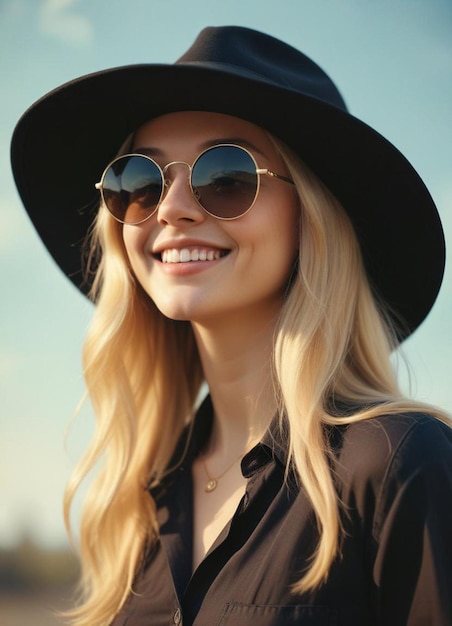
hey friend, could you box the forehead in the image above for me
[132,111,277,157]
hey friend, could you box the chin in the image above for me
[151,299,202,323]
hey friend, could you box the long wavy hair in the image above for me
[63,133,450,625]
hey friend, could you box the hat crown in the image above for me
[177,26,347,111]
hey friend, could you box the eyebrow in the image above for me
[132,138,267,159]
[133,146,165,157]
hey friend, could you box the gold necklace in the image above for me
[201,452,244,493]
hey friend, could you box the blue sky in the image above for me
[1,0,451,548]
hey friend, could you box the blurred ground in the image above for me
[0,538,79,626]
[0,590,73,626]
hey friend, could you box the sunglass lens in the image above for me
[192,146,258,218]
[102,155,163,223]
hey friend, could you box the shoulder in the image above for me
[333,412,452,526]
[336,411,451,475]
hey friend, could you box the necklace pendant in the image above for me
[205,479,218,493]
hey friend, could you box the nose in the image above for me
[156,161,206,226]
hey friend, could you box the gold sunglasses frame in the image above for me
[95,143,294,224]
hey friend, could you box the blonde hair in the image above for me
[271,138,450,593]
[64,207,203,624]
[64,134,450,624]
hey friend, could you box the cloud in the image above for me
[38,0,93,47]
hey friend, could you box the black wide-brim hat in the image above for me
[11,25,445,340]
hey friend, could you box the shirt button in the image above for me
[173,608,182,624]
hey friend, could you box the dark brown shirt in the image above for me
[111,398,452,625]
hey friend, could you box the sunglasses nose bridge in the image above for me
[156,160,205,223]
[160,160,202,208]
[162,160,192,188]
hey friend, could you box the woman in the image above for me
[11,26,452,626]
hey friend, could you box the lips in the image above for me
[158,247,230,264]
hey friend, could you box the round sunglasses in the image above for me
[95,143,294,224]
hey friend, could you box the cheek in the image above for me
[122,226,135,259]
[123,220,148,251]
[237,202,299,293]
[268,205,300,292]
[122,225,149,278]
[268,199,300,266]
[286,196,301,255]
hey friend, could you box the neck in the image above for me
[192,309,279,458]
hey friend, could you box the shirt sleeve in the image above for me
[371,417,452,626]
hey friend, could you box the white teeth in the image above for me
[180,249,191,263]
[160,248,223,264]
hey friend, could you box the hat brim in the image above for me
[11,62,445,339]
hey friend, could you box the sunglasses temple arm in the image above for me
[257,168,294,185]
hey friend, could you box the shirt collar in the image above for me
[153,394,289,495]
[241,415,289,477]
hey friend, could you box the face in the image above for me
[121,111,299,327]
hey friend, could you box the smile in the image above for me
[160,248,229,264]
